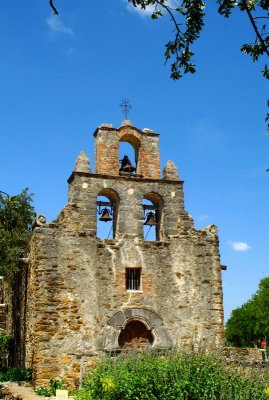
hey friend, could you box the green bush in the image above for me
[35,378,69,397]
[0,334,12,368]
[0,335,31,382]
[76,351,269,400]
[0,367,32,382]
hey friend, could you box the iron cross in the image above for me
[120,98,132,119]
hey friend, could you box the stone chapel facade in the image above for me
[20,120,225,384]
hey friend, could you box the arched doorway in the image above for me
[118,320,154,349]
[105,308,172,351]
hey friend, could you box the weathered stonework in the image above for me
[163,160,179,180]
[19,121,225,385]
[0,277,7,332]
[94,122,160,178]
[74,151,91,174]
[222,347,268,364]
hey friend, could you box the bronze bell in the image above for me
[99,208,113,222]
[144,211,157,226]
[119,155,136,173]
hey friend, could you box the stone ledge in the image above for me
[67,171,184,185]
[93,124,160,137]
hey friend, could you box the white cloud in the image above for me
[229,241,251,252]
[125,2,155,16]
[124,0,177,17]
[47,16,74,36]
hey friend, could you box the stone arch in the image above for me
[98,188,120,204]
[97,188,120,239]
[142,192,164,241]
[104,308,172,351]
[118,320,154,349]
[119,133,141,174]
[94,124,160,178]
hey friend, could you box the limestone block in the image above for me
[74,151,91,173]
[163,160,180,180]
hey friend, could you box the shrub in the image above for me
[0,367,32,382]
[35,378,69,397]
[0,334,12,368]
[75,351,268,400]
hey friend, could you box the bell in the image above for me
[119,155,136,173]
[143,211,157,226]
[99,208,113,222]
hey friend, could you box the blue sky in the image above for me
[0,0,268,321]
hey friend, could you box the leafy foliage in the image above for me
[35,378,70,397]
[128,0,269,130]
[130,0,205,80]
[0,189,35,279]
[75,351,268,400]
[126,1,269,74]
[0,367,32,382]
[0,334,12,369]
[49,0,269,130]
[225,277,269,347]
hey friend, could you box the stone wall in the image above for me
[222,347,267,364]
[3,281,12,338]
[24,173,224,385]
[0,277,6,332]
[94,122,160,179]
[67,173,186,239]
[19,121,225,386]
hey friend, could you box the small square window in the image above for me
[126,268,141,291]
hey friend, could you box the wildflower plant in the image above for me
[75,351,269,400]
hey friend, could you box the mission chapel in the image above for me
[11,120,225,385]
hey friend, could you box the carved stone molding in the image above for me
[32,214,47,230]
[202,224,218,237]
[104,307,172,351]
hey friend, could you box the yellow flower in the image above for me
[101,377,116,393]
[264,387,269,396]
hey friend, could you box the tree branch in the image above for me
[49,0,59,15]
[155,0,181,36]
[253,16,269,20]
[243,0,269,57]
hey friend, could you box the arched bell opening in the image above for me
[118,320,154,349]
[96,188,120,239]
[142,193,163,241]
[119,134,140,175]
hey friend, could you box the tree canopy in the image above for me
[225,277,269,347]
[0,189,35,279]
[49,0,269,131]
